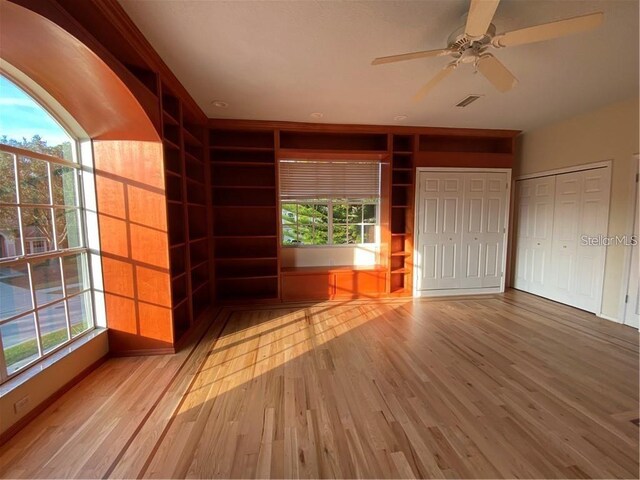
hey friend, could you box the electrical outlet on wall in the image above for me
[14,395,30,414]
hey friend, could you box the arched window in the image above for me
[0,74,94,381]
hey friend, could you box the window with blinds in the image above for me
[280,160,380,200]
[279,160,381,246]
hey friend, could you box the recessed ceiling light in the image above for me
[393,115,408,121]
[310,112,324,119]
[211,100,228,108]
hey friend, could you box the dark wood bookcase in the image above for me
[161,84,213,342]
[210,129,279,301]
[389,135,416,294]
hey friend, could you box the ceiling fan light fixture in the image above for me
[211,100,228,108]
[310,112,324,119]
[456,94,483,107]
[393,115,408,121]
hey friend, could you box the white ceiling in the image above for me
[119,0,638,132]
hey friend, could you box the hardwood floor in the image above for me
[0,290,638,478]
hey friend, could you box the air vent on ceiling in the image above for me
[456,94,483,107]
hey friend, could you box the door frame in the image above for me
[514,159,613,317]
[413,167,512,297]
[619,153,640,324]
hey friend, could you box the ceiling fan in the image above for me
[371,0,603,101]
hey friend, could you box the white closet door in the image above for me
[514,176,555,295]
[571,168,610,312]
[416,170,508,292]
[515,167,610,314]
[416,173,464,290]
[548,171,582,305]
[460,173,507,288]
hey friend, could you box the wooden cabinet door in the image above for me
[334,271,386,298]
[281,273,333,301]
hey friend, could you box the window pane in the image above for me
[348,204,363,223]
[1,313,39,374]
[51,165,78,206]
[363,204,376,223]
[18,157,50,205]
[62,253,89,295]
[297,222,314,245]
[0,152,17,203]
[68,292,92,337]
[37,301,69,353]
[332,203,348,224]
[333,225,348,245]
[363,225,376,243]
[298,204,314,225]
[55,208,82,249]
[0,264,32,320]
[282,226,298,245]
[21,207,54,253]
[0,207,23,258]
[314,224,329,245]
[347,225,361,244]
[281,204,297,225]
[31,258,63,306]
[313,204,329,224]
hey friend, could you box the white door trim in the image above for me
[619,153,640,324]
[413,167,512,297]
[515,160,613,181]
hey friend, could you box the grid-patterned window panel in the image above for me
[0,146,94,382]
[281,199,378,246]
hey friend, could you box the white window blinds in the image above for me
[280,160,380,200]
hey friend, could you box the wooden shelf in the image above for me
[278,148,387,161]
[162,109,179,126]
[183,128,202,147]
[210,145,274,152]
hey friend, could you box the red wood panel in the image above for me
[334,271,387,299]
[282,273,333,302]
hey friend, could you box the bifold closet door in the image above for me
[415,173,464,291]
[547,168,610,312]
[513,176,556,295]
[415,171,508,292]
[460,174,508,288]
[514,167,610,313]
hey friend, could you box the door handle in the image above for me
[563,245,567,248]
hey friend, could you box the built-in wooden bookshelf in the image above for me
[210,129,279,301]
[162,84,212,342]
[389,134,415,294]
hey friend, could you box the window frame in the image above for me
[0,144,95,383]
[281,198,379,247]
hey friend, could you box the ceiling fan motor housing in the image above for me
[447,23,496,61]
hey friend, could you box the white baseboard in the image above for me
[414,287,503,297]
[597,313,622,324]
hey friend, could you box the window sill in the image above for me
[0,328,107,398]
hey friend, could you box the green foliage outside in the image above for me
[0,135,79,253]
[282,201,377,245]
[4,321,89,369]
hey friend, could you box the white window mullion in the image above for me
[27,263,44,357]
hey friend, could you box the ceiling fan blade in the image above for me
[477,54,518,92]
[414,63,456,101]
[371,48,452,65]
[465,0,501,37]
[493,12,603,47]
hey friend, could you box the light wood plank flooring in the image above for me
[0,290,638,478]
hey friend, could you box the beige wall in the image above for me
[0,333,108,437]
[516,97,640,320]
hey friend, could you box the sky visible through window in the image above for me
[0,75,71,146]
